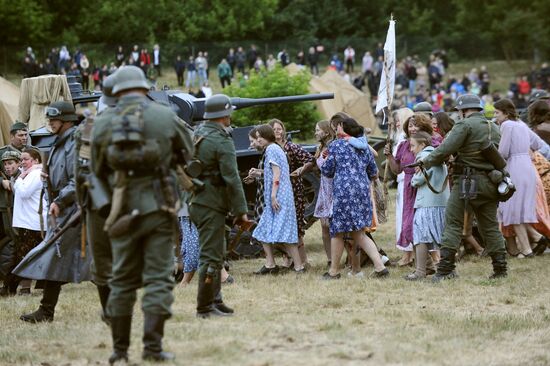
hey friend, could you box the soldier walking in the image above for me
[74,74,118,324]
[188,94,249,318]
[16,101,92,322]
[91,65,193,363]
[419,94,508,281]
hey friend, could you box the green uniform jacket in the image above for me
[91,94,193,216]
[0,145,21,209]
[189,121,247,216]
[422,112,501,171]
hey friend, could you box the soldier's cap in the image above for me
[1,150,21,162]
[528,90,550,104]
[45,101,78,122]
[99,73,118,107]
[10,121,28,133]
[203,94,235,119]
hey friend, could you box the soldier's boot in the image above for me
[196,271,230,319]
[142,313,175,362]
[489,253,507,279]
[213,274,234,314]
[96,285,111,326]
[20,280,61,323]
[108,316,131,365]
[1,274,19,297]
[432,248,459,283]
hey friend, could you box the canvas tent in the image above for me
[0,77,20,146]
[309,69,381,136]
[18,75,72,131]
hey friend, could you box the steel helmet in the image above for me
[454,94,483,110]
[100,73,118,106]
[1,150,21,162]
[413,101,433,115]
[203,94,234,119]
[45,101,78,122]
[112,65,150,95]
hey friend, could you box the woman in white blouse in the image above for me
[12,147,46,294]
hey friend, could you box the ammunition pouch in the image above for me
[88,174,112,217]
[176,165,204,193]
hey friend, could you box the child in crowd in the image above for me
[313,120,335,267]
[179,203,199,286]
[406,131,449,280]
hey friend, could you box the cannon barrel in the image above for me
[231,93,334,109]
[188,92,334,122]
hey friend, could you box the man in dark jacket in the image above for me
[15,101,92,323]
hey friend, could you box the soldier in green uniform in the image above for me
[0,122,28,246]
[91,65,193,363]
[74,74,118,324]
[188,94,249,318]
[420,94,507,281]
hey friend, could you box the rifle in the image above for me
[18,208,81,264]
[40,150,57,230]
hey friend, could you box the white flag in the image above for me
[375,19,396,115]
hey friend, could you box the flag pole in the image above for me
[382,14,396,203]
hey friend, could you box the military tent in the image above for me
[0,76,20,146]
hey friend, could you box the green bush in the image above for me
[225,65,320,139]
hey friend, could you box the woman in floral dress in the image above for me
[269,119,314,266]
[252,124,305,274]
[321,117,388,279]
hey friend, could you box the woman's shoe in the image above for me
[373,268,390,278]
[533,237,549,256]
[404,272,425,281]
[397,256,414,267]
[517,252,535,259]
[321,272,341,280]
[222,275,235,284]
[254,265,279,275]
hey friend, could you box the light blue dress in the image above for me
[252,143,298,244]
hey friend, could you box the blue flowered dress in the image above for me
[252,143,298,244]
[321,138,378,237]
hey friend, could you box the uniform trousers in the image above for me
[107,211,175,317]
[442,174,505,256]
[87,209,112,287]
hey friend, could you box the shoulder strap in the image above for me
[419,166,449,195]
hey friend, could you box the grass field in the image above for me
[1,192,550,366]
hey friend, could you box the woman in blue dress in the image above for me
[321,117,389,279]
[252,124,305,274]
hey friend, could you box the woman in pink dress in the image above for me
[495,99,543,258]
[385,114,441,266]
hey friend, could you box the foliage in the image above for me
[225,66,320,138]
[1,0,549,65]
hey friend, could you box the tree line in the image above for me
[1,0,549,62]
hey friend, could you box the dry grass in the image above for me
[1,190,550,366]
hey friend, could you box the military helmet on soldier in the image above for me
[454,94,483,111]
[413,101,433,115]
[528,89,550,105]
[100,73,118,106]
[45,101,78,122]
[1,150,21,162]
[203,94,234,119]
[112,65,150,95]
